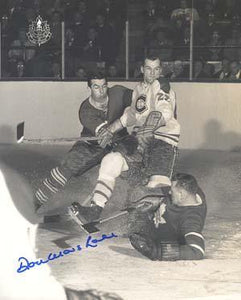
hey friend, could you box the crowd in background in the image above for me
[1,0,241,80]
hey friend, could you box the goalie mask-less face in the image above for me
[171,181,184,206]
[141,58,162,84]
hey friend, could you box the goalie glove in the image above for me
[129,237,180,261]
[129,233,158,261]
[127,184,165,213]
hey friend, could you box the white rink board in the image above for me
[1,81,241,150]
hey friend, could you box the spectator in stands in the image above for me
[76,0,89,22]
[16,60,26,78]
[50,10,62,46]
[133,61,143,79]
[9,60,26,78]
[214,58,230,80]
[170,60,188,79]
[65,27,75,48]
[192,3,217,45]
[24,48,53,77]
[171,0,200,27]
[100,0,126,49]
[100,0,121,25]
[148,29,174,61]
[70,11,88,57]
[232,14,241,28]
[8,28,36,63]
[46,0,64,15]
[1,14,11,44]
[8,0,28,31]
[228,60,241,80]
[143,0,159,20]
[207,30,223,60]
[75,66,87,80]
[156,0,176,20]
[216,0,240,21]
[82,27,101,62]
[107,64,119,78]
[51,61,61,79]
[173,25,191,60]
[223,27,241,61]
[143,0,161,43]
[199,1,216,22]
[193,60,210,80]
[145,17,172,45]
[203,62,215,78]
[95,13,116,63]
[203,12,217,42]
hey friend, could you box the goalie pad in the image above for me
[134,111,165,151]
[134,111,165,136]
[158,241,180,261]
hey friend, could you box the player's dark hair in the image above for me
[172,173,198,195]
[87,71,107,87]
[143,54,162,66]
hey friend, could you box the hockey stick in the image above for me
[17,121,98,144]
[81,210,129,233]
[79,201,158,234]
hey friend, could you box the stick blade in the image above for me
[17,122,24,143]
[82,222,100,233]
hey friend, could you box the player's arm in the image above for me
[79,101,107,136]
[158,217,205,261]
[97,91,137,148]
[179,230,205,260]
[155,233,205,261]
[155,92,174,125]
[119,86,139,128]
[123,87,133,107]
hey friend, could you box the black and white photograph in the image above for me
[0,0,241,299]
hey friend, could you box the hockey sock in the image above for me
[35,167,68,205]
[92,152,128,207]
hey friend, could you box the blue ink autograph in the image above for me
[17,232,118,274]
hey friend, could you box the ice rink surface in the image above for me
[1,144,241,300]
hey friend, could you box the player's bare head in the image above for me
[87,72,108,102]
[171,173,199,206]
[141,55,162,84]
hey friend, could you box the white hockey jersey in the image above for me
[120,78,180,146]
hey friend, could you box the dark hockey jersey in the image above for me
[79,85,132,138]
[157,187,207,260]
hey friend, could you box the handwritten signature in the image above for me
[17,232,118,274]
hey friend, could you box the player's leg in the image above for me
[70,151,129,222]
[144,139,178,192]
[35,141,108,210]
[69,135,140,222]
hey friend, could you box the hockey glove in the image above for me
[97,119,123,148]
[97,125,113,148]
[129,233,158,260]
